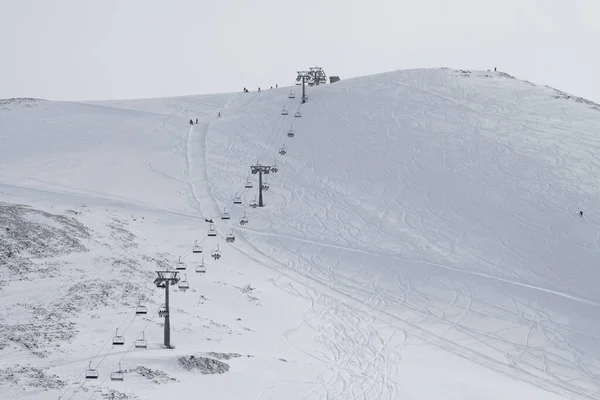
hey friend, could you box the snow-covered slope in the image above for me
[1,68,600,399]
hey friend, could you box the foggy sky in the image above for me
[1,0,599,102]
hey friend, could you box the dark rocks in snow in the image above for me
[127,366,177,384]
[0,365,66,389]
[178,355,230,374]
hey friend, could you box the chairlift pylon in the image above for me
[135,332,147,349]
[110,363,124,381]
[208,223,217,237]
[85,361,99,379]
[192,240,203,254]
[112,328,125,346]
[195,258,207,273]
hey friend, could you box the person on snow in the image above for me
[218,112,221,117]
[189,119,193,125]
[195,118,198,124]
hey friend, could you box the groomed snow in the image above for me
[1,68,600,399]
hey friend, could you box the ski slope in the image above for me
[1,68,600,399]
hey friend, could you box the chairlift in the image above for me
[110,363,124,381]
[208,224,217,237]
[221,207,230,220]
[112,328,125,346]
[195,259,207,273]
[175,256,186,270]
[281,107,288,115]
[158,305,167,318]
[288,90,295,99]
[240,212,248,225]
[192,240,203,254]
[249,197,258,208]
[226,229,235,243]
[85,361,99,379]
[271,162,278,173]
[178,274,190,291]
[233,193,242,205]
[279,145,287,155]
[294,109,302,118]
[134,332,147,349]
[262,178,269,191]
[245,177,253,188]
[211,244,222,260]
[135,300,147,315]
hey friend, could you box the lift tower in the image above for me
[154,270,180,349]
[250,162,272,207]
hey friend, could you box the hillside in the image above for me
[1,68,600,399]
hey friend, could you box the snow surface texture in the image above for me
[1,68,599,399]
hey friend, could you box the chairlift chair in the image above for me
[112,328,125,346]
[262,178,269,191]
[178,274,190,291]
[135,300,148,315]
[135,332,147,349]
[271,162,278,173]
[226,229,235,243]
[175,256,186,270]
[294,109,302,118]
[158,305,167,318]
[281,107,288,115]
[208,224,217,237]
[250,197,258,208]
[221,207,230,220]
[110,363,124,381]
[233,193,242,205]
[85,361,99,379]
[192,240,203,254]
[245,177,253,188]
[240,212,248,225]
[279,145,287,155]
[289,90,295,99]
[195,259,207,273]
[211,244,222,260]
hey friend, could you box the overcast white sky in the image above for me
[1,0,599,102]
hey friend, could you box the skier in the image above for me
[580,211,584,217]
[189,119,193,125]
[218,112,221,117]
[258,87,261,92]
[195,118,198,124]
